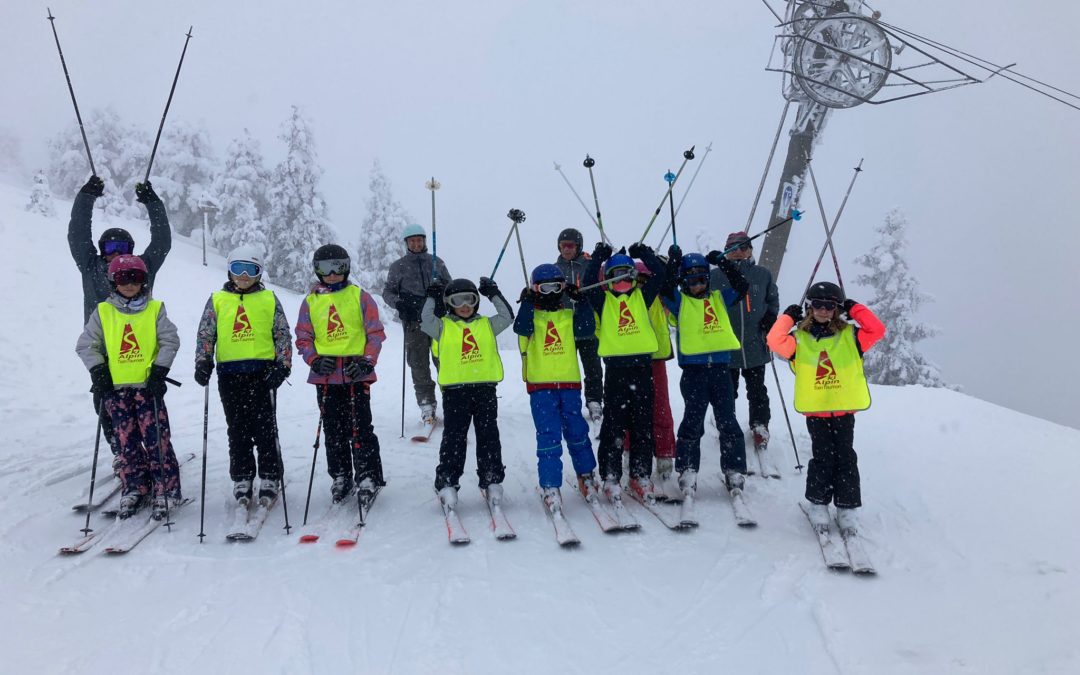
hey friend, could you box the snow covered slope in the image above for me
[1,182,1077,674]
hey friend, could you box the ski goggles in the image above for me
[536,281,565,295]
[604,266,637,281]
[682,268,709,286]
[101,240,133,256]
[229,261,262,278]
[314,259,350,277]
[809,299,838,311]
[113,269,146,286]
[446,291,479,309]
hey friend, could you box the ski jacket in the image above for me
[76,290,180,385]
[195,281,292,375]
[383,250,451,324]
[583,249,665,369]
[766,303,885,418]
[711,258,778,369]
[68,192,172,324]
[514,296,595,392]
[419,293,514,343]
[295,281,385,386]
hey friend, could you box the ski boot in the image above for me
[420,401,437,426]
[724,470,746,494]
[151,493,181,521]
[678,469,698,499]
[331,475,355,504]
[233,479,253,505]
[602,476,623,504]
[577,472,600,501]
[356,478,380,517]
[586,401,603,423]
[257,479,280,507]
[482,483,504,508]
[437,485,459,510]
[836,507,859,536]
[751,424,770,449]
[540,486,562,513]
[117,493,143,520]
[628,475,657,503]
[806,502,831,534]
[655,458,681,501]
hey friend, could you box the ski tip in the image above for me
[298,534,320,544]
[334,539,357,548]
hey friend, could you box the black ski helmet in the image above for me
[805,281,845,304]
[443,278,480,311]
[557,228,584,255]
[312,244,351,280]
[98,227,134,255]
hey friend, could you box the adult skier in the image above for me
[383,224,451,426]
[554,228,604,422]
[194,246,292,505]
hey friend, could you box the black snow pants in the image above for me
[805,415,861,508]
[729,364,771,429]
[218,372,283,482]
[597,364,654,482]
[435,384,505,491]
[576,338,604,406]
[318,383,385,486]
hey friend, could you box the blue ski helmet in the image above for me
[402,223,426,240]
[679,253,709,279]
[603,253,636,278]
[531,263,565,285]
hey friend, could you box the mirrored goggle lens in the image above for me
[810,299,838,311]
[114,269,146,285]
[229,261,262,278]
[102,240,133,256]
[315,259,349,276]
[446,292,479,308]
[536,281,564,294]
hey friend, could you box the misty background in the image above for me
[2,0,1077,429]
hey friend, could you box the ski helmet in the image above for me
[443,278,480,312]
[805,281,845,304]
[402,223,427,240]
[603,253,636,278]
[557,228,584,254]
[530,263,565,286]
[679,253,710,294]
[312,244,351,280]
[98,227,134,256]
[227,245,264,280]
[634,260,651,277]
[107,254,148,282]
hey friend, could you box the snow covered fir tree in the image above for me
[210,129,271,262]
[152,121,218,236]
[25,170,55,217]
[854,207,949,387]
[356,159,410,305]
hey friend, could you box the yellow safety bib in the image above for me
[213,290,276,362]
[521,309,580,384]
[307,285,367,357]
[99,300,161,386]
[432,317,504,385]
[597,289,658,357]
[648,297,673,360]
[676,291,741,356]
[793,325,871,413]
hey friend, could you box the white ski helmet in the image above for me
[227,245,265,280]
[402,223,427,240]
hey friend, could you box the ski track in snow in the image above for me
[2,184,1080,673]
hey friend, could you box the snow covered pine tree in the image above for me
[26,170,56,217]
[356,159,410,307]
[211,130,272,261]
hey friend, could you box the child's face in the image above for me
[117,281,143,299]
[453,304,475,319]
[230,273,257,290]
[322,272,344,285]
[812,306,836,323]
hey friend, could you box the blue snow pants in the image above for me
[529,388,597,488]
[676,364,746,474]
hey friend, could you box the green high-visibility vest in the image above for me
[648,298,673,360]
[212,290,276,363]
[793,325,871,413]
[521,309,580,384]
[676,291,741,356]
[597,289,658,358]
[306,285,367,357]
[99,300,162,386]
[432,316,504,385]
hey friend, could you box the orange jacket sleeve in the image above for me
[766,314,797,360]
[850,303,885,353]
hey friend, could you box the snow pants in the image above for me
[317,383,385,486]
[729,364,771,429]
[435,384,505,491]
[92,389,119,455]
[598,364,654,482]
[805,415,861,508]
[405,321,438,408]
[675,364,746,475]
[622,359,676,459]
[576,338,604,406]
[218,372,282,482]
[102,387,181,498]
[529,388,596,488]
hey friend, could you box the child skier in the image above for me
[194,246,292,506]
[421,276,514,509]
[75,255,182,519]
[295,245,386,507]
[582,242,665,503]
[661,247,750,499]
[513,264,599,512]
[766,282,884,534]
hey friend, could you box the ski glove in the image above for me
[134,181,160,204]
[592,242,613,264]
[80,176,105,198]
[193,358,214,387]
[842,299,858,318]
[627,242,653,260]
[478,276,499,299]
[759,311,778,334]
[666,245,683,272]
[311,356,337,376]
[518,287,536,305]
[145,365,170,398]
[89,363,113,394]
[564,285,584,303]
[783,304,804,323]
[705,250,727,266]
[716,257,750,296]
[264,362,289,389]
[343,358,374,380]
[426,280,447,300]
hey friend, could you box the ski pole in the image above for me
[80,400,108,536]
[638,146,695,244]
[426,177,441,281]
[800,159,864,302]
[151,393,174,531]
[489,221,518,279]
[399,344,406,439]
[710,210,803,259]
[577,272,633,293]
[657,142,713,249]
[508,209,529,287]
[271,389,291,534]
[46,9,96,176]
[664,171,678,248]
[583,155,612,245]
[553,161,604,237]
[770,359,804,471]
[804,155,847,294]
[197,383,209,542]
[302,383,328,526]
[143,26,193,183]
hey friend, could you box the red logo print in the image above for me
[232,304,253,341]
[543,320,565,355]
[117,323,144,363]
[326,303,348,341]
[461,327,482,363]
[813,350,841,391]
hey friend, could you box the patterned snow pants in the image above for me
[102,387,181,498]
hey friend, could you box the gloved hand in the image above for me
[564,285,584,303]
[842,299,858,317]
[89,363,113,394]
[426,280,447,300]
[627,242,652,259]
[193,358,214,387]
[592,242,613,263]
[759,311,777,334]
[264,362,290,389]
[667,244,683,269]
[343,358,374,380]
[134,181,160,204]
[478,276,499,299]
[80,176,105,198]
[783,304,804,323]
[518,287,536,304]
[146,365,170,398]
[706,249,727,266]
[311,356,337,376]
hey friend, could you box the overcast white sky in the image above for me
[3,0,1078,428]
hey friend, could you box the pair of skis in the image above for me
[225,494,279,542]
[746,440,782,479]
[410,417,440,443]
[799,503,876,575]
[438,488,517,545]
[298,488,381,547]
[70,452,197,515]
[59,498,194,555]
[624,475,758,530]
